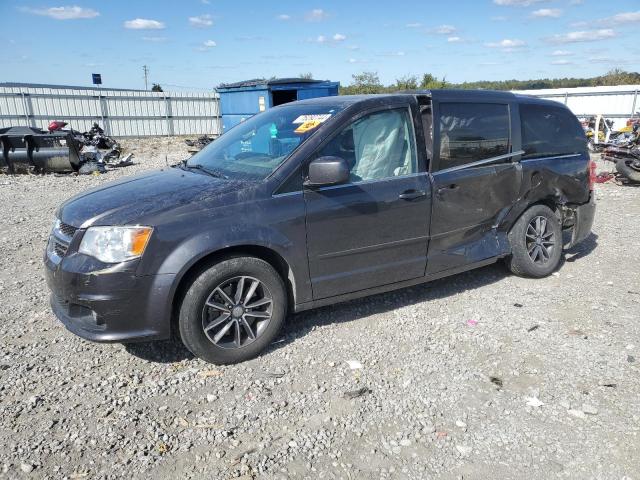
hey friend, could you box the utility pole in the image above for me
[143,65,149,91]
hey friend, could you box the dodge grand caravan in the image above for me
[45,90,596,364]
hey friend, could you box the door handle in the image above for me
[399,189,426,200]
[436,184,459,195]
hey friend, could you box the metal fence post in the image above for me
[164,96,174,136]
[632,90,638,117]
[564,92,568,105]
[98,91,111,136]
[21,92,36,127]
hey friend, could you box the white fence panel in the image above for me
[0,85,221,137]
[515,85,640,129]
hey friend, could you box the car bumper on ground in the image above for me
[44,253,175,343]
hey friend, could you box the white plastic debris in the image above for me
[346,360,362,370]
[526,397,544,407]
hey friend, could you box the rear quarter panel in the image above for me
[500,152,591,231]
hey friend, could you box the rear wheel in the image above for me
[507,205,562,278]
[179,256,287,364]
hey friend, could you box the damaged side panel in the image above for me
[500,153,591,235]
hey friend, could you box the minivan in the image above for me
[45,90,595,364]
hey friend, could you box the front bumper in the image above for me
[44,251,176,343]
[567,194,596,248]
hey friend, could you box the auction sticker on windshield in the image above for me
[293,114,332,134]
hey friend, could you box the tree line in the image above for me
[339,69,640,94]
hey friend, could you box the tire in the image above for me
[615,158,640,183]
[507,205,563,278]
[178,256,287,364]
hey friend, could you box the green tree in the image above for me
[394,75,418,90]
[341,71,384,95]
[299,72,314,80]
[151,83,163,92]
[419,73,449,89]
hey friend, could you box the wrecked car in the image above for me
[45,90,595,364]
[0,121,131,174]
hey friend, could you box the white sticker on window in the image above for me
[292,114,332,124]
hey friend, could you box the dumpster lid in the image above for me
[218,77,331,89]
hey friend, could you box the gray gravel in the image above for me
[1,139,639,479]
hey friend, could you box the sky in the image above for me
[1,0,639,91]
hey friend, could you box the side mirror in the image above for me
[305,156,350,188]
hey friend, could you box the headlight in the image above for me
[79,226,153,263]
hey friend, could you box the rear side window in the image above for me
[520,104,587,160]
[438,103,510,170]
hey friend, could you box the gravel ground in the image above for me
[0,138,639,479]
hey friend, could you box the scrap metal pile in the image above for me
[184,135,215,154]
[0,121,133,174]
[601,120,640,183]
[580,115,640,184]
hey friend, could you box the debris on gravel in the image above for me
[0,146,639,478]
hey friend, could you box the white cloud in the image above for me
[377,51,406,57]
[569,21,589,28]
[532,8,562,18]
[306,9,328,22]
[124,18,165,30]
[493,0,547,5]
[600,11,640,26]
[551,49,572,56]
[551,59,573,65]
[406,22,422,28]
[189,14,213,28]
[21,5,99,20]
[143,36,167,42]
[430,24,456,34]
[313,33,347,44]
[447,36,462,43]
[485,38,526,49]
[547,29,616,43]
[277,14,291,20]
[203,40,217,48]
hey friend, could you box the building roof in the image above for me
[0,82,147,92]
[217,78,332,89]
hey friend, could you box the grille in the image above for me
[54,240,68,257]
[58,222,78,238]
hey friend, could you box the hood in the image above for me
[60,167,257,227]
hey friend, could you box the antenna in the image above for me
[143,65,149,91]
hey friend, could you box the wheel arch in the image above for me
[169,245,297,335]
[506,196,564,235]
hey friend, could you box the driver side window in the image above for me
[317,108,417,183]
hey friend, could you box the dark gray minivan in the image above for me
[45,90,595,364]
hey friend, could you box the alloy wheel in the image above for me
[201,276,273,349]
[525,215,556,265]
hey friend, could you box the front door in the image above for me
[427,101,522,273]
[304,107,431,300]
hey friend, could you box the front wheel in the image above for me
[179,256,287,364]
[507,205,562,278]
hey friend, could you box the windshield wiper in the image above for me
[181,161,228,179]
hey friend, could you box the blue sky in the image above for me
[1,0,639,91]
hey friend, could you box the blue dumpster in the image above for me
[216,78,340,132]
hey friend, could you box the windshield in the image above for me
[187,104,344,181]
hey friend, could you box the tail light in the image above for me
[588,159,597,191]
